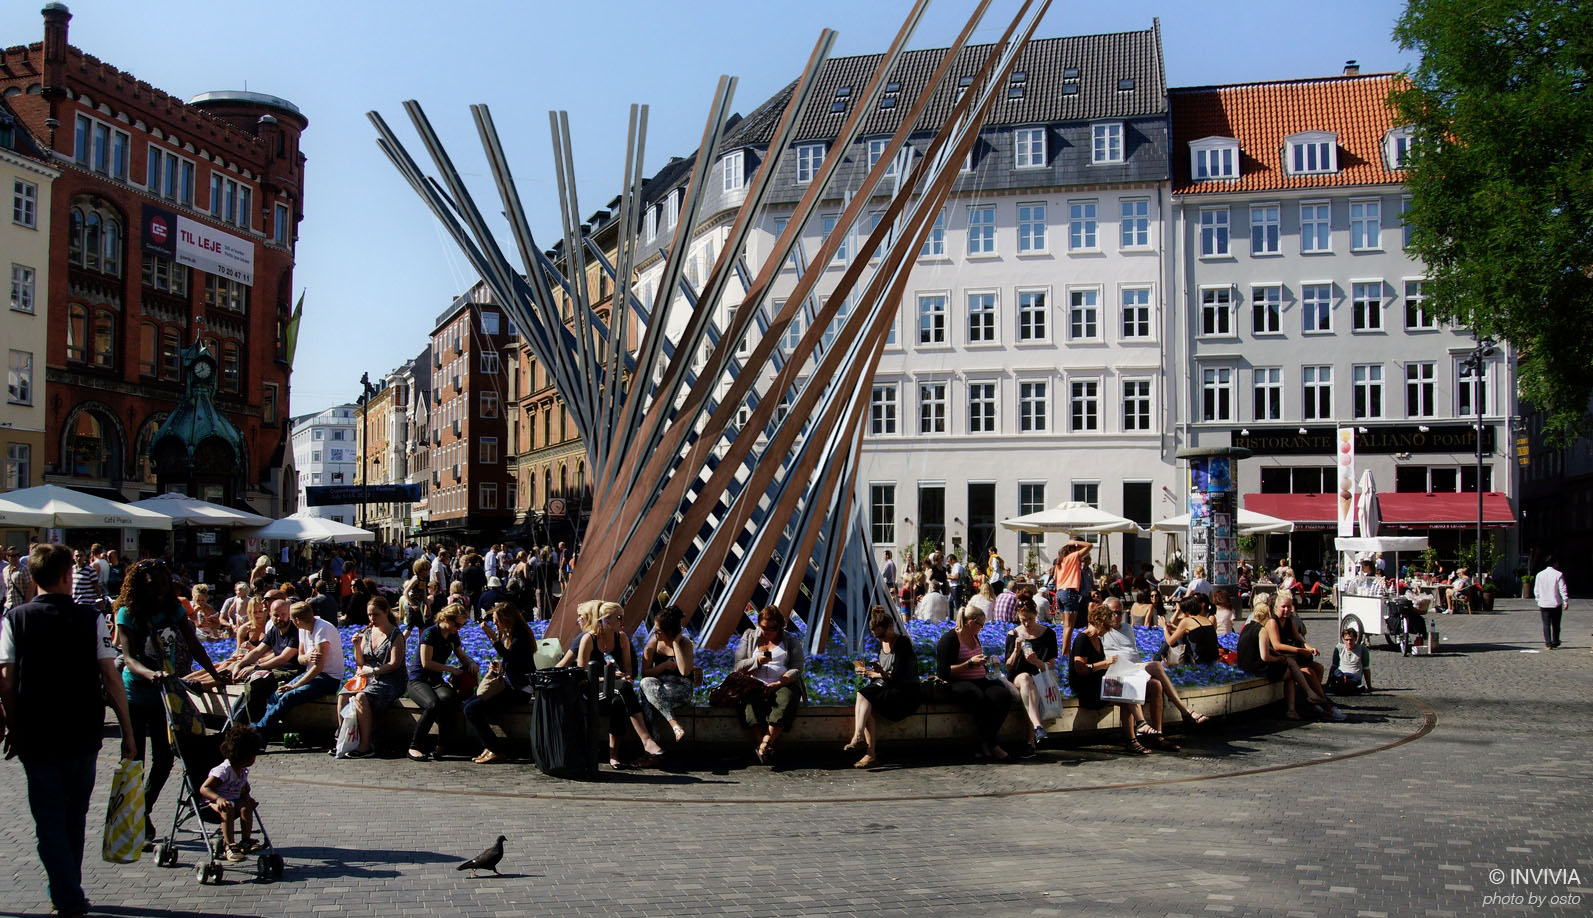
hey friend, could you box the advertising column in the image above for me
[1178,447,1250,591]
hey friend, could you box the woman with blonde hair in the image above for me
[404,603,477,761]
[934,604,1012,761]
[558,600,665,768]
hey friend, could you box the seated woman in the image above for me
[335,595,407,759]
[1130,588,1158,628]
[639,606,696,744]
[1101,600,1210,744]
[405,603,479,761]
[1163,594,1222,665]
[732,606,806,766]
[192,584,227,640]
[1238,600,1331,721]
[558,600,666,768]
[934,605,1012,761]
[1071,604,1166,755]
[1327,628,1373,694]
[1001,595,1057,755]
[963,579,995,619]
[1212,588,1239,636]
[185,594,269,688]
[1268,597,1343,721]
[464,601,538,764]
[846,606,920,768]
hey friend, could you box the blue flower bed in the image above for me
[200,619,1249,706]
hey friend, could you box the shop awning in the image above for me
[1243,492,1514,530]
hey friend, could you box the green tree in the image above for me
[1392,0,1593,444]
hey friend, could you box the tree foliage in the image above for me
[1392,0,1593,445]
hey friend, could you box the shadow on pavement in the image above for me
[267,844,460,880]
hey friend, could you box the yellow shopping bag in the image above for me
[102,758,145,864]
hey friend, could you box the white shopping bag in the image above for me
[1100,661,1150,705]
[334,708,361,758]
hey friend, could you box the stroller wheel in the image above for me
[255,856,271,881]
[268,853,285,878]
[157,843,178,867]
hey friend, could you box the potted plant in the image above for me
[1479,578,1497,611]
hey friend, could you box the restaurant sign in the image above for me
[1231,424,1495,457]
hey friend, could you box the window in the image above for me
[780,309,803,354]
[5,443,30,490]
[138,324,157,376]
[479,482,498,510]
[721,149,744,192]
[1091,122,1124,163]
[480,311,501,336]
[870,385,897,435]
[12,179,37,227]
[1120,287,1150,338]
[263,382,279,424]
[68,199,123,276]
[1120,198,1149,248]
[869,484,895,544]
[1068,380,1099,431]
[7,350,31,404]
[480,351,500,374]
[1017,203,1046,252]
[1199,207,1230,256]
[75,115,128,179]
[142,255,188,296]
[968,382,996,433]
[1005,378,1047,434]
[1201,368,1233,422]
[919,382,947,434]
[821,213,848,264]
[1068,201,1097,251]
[221,342,241,392]
[1251,285,1282,334]
[331,429,346,441]
[1303,365,1333,420]
[917,294,946,345]
[920,209,945,257]
[146,147,195,205]
[1190,138,1239,180]
[967,205,995,254]
[1302,283,1333,332]
[1286,132,1338,175]
[480,391,499,418]
[1352,364,1384,419]
[643,206,657,241]
[1350,199,1381,250]
[1199,287,1233,336]
[1250,204,1280,255]
[10,264,34,313]
[1385,126,1415,169]
[1352,282,1383,331]
[161,329,180,379]
[966,292,996,343]
[66,305,87,363]
[91,311,115,368]
[480,437,499,464]
[274,202,292,246]
[1404,280,1435,329]
[1068,289,1099,340]
[1253,367,1282,421]
[1014,126,1045,168]
[1018,483,1045,550]
[865,137,901,179]
[1017,290,1047,342]
[1300,201,1330,253]
[795,142,824,184]
[1457,362,1490,416]
[1406,362,1435,418]
[204,273,247,312]
[1401,195,1413,249]
[1123,379,1152,431]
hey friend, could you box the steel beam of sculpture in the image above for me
[371,0,1052,651]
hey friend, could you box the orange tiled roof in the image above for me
[1169,73,1409,194]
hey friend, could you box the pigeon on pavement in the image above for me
[457,835,507,877]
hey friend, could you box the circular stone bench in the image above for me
[190,675,1282,755]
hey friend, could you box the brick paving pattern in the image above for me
[1,599,1588,916]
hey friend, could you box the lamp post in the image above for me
[359,372,374,545]
[1461,337,1496,578]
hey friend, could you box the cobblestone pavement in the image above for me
[2,599,1589,917]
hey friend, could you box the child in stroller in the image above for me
[199,724,263,862]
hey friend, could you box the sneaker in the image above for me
[1327,709,1348,723]
[224,844,247,863]
[1033,725,1048,745]
[242,839,267,854]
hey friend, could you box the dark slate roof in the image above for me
[724,25,1165,147]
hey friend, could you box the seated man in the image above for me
[251,601,344,741]
[230,597,301,725]
[1327,628,1372,694]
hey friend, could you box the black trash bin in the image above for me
[529,666,595,779]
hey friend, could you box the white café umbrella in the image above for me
[127,493,270,528]
[0,496,53,528]
[243,511,374,543]
[0,484,172,530]
[1150,508,1295,535]
[1356,469,1381,539]
[1000,501,1145,535]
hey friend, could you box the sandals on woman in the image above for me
[843,738,866,753]
[1148,733,1181,752]
[852,753,877,769]
[1124,738,1152,756]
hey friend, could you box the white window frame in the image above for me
[480,351,500,374]
[12,179,37,228]
[1250,203,1280,255]
[1021,379,1052,433]
[821,213,848,264]
[1300,200,1331,253]
[1016,288,1049,343]
[1351,281,1384,332]
[1405,362,1435,418]
[1198,286,1234,338]
[7,349,32,405]
[1068,200,1098,252]
[1119,286,1151,340]
[1285,131,1339,175]
[1091,122,1124,164]
[1251,284,1283,335]
[1384,126,1415,170]
[795,142,825,185]
[1199,206,1230,257]
[966,290,998,344]
[10,264,35,313]
[1200,367,1234,422]
[1349,198,1382,251]
[721,149,745,192]
[869,483,896,544]
[1120,198,1150,249]
[1404,279,1436,330]
[1189,137,1239,181]
[1066,378,1099,432]
[1014,126,1046,168]
[919,381,948,434]
[1122,377,1153,431]
[480,437,499,464]
[870,384,898,435]
[1457,361,1491,417]
[967,380,998,434]
[1302,282,1334,334]
[916,292,947,346]
[967,204,996,255]
[1067,288,1100,342]
[1016,201,1047,253]
[1352,364,1385,420]
[479,482,498,510]
[1253,367,1283,421]
[1303,365,1334,421]
[919,209,946,258]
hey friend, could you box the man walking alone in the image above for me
[1533,556,1569,651]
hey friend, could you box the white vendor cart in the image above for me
[1333,535,1429,649]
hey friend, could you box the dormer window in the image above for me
[1008,70,1027,100]
[1384,126,1415,169]
[1285,131,1339,175]
[1091,122,1124,164]
[1189,136,1240,181]
[721,149,745,192]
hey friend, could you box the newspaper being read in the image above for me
[1100,658,1151,705]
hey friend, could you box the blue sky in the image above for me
[2,0,1417,415]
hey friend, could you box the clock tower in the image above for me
[147,341,248,507]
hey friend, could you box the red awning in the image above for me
[1242,492,1515,530]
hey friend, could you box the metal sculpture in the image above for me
[370,0,1052,650]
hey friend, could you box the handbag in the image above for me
[450,666,479,696]
[476,661,508,701]
[1034,666,1064,721]
[708,669,763,707]
[102,758,145,864]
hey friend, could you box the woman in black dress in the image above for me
[845,607,921,768]
[1163,594,1221,664]
[1071,604,1162,755]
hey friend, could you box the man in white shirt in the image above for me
[1533,556,1570,651]
[251,602,344,740]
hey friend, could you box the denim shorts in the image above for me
[1057,588,1082,612]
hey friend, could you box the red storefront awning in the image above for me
[1243,492,1515,530]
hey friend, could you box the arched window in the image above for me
[68,197,125,276]
[66,304,88,362]
[138,323,158,376]
[92,310,115,367]
[559,464,567,498]
[160,328,181,380]
[222,342,241,393]
[102,217,121,277]
[66,411,110,479]
[576,462,585,496]
[542,468,552,508]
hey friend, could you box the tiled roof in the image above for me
[1169,73,1409,194]
[724,26,1166,147]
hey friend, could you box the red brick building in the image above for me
[0,4,306,514]
[427,282,513,541]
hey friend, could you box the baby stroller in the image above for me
[153,676,284,884]
[1384,596,1428,654]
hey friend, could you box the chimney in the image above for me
[42,3,70,69]
[1343,60,1360,76]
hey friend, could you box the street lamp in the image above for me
[359,372,374,545]
[1460,337,1496,578]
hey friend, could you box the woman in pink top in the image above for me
[1050,540,1092,656]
